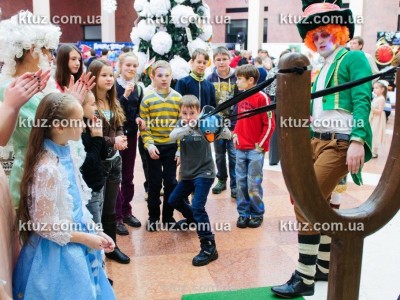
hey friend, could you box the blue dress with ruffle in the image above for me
[13,139,115,300]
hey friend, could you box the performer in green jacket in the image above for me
[272,1,373,298]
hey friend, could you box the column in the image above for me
[349,0,364,37]
[101,2,116,42]
[247,0,264,56]
[33,0,50,21]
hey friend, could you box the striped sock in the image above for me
[317,234,331,274]
[295,234,320,285]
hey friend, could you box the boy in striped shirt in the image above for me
[232,64,276,229]
[139,60,182,231]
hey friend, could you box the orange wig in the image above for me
[304,24,350,52]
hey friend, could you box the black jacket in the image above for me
[80,118,108,192]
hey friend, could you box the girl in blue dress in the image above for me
[13,93,116,300]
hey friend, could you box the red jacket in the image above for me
[229,56,241,68]
[233,92,275,152]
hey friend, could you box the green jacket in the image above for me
[311,48,373,185]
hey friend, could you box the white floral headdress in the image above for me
[377,80,389,88]
[0,10,61,76]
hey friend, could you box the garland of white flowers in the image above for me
[0,10,61,77]
[131,0,213,83]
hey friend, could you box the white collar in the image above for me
[117,76,135,88]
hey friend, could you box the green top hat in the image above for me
[296,0,354,40]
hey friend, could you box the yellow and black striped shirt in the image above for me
[139,89,182,149]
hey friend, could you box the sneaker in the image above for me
[212,180,227,194]
[236,216,249,228]
[116,221,129,235]
[248,216,263,228]
[231,188,237,198]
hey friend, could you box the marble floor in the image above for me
[108,112,399,300]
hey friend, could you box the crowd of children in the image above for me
[0,11,276,293]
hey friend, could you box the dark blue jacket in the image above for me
[175,74,216,109]
[257,67,267,84]
[116,81,143,136]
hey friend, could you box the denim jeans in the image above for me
[168,177,214,238]
[86,186,104,225]
[213,139,237,190]
[235,149,265,218]
[146,143,177,221]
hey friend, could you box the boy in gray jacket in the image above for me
[168,95,230,266]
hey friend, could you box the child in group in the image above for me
[81,91,108,225]
[207,46,238,198]
[169,95,231,266]
[232,64,275,228]
[369,80,388,158]
[114,52,146,235]
[139,60,181,231]
[0,71,50,300]
[175,48,216,108]
[13,93,116,299]
[55,44,83,92]
[88,60,130,264]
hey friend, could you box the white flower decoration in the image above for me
[130,27,141,45]
[134,0,148,12]
[197,4,211,18]
[169,56,191,80]
[151,31,173,55]
[187,37,209,55]
[138,2,154,18]
[135,51,149,74]
[170,5,197,28]
[174,0,186,4]
[190,0,201,3]
[149,0,171,17]
[198,24,212,41]
[136,19,156,41]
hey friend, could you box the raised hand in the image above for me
[65,72,96,103]
[4,70,50,109]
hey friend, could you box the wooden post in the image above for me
[276,53,400,299]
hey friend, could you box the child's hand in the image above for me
[123,82,135,98]
[115,135,127,145]
[148,145,160,159]
[85,234,109,250]
[97,232,115,253]
[255,143,264,153]
[175,156,181,166]
[88,116,103,137]
[136,117,146,130]
[233,134,239,147]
